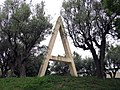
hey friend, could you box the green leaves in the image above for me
[14,3,31,22]
[114,18,120,38]
[0,0,52,77]
[102,0,120,15]
[107,45,120,63]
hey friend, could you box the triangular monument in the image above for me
[38,16,78,77]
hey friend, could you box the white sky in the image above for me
[0,0,92,58]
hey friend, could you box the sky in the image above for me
[0,0,92,58]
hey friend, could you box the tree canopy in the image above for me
[105,45,120,78]
[61,0,120,78]
[0,0,52,77]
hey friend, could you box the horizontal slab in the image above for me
[49,55,71,63]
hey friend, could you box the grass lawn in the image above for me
[0,75,120,90]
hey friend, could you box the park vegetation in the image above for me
[61,0,120,78]
[0,0,52,77]
[0,0,120,79]
[0,75,120,90]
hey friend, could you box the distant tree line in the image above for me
[50,47,120,78]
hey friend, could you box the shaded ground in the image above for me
[0,75,120,90]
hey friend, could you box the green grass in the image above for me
[0,75,120,90]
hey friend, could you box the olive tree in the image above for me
[61,0,120,78]
[0,0,52,77]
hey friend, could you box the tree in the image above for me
[50,61,69,75]
[82,57,95,76]
[61,0,120,78]
[0,0,52,77]
[50,52,81,76]
[105,45,120,78]
[73,51,82,72]
[101,0,120,39]
[50,52,95,76]
[25,54,44,77]
[0,37,11,77]
[73,52,95,76]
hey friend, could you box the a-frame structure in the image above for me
[38,16,78,77]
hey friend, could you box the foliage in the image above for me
[50,52,95,76]
[25,54,43,77]
[105,45,120,78]
[73,52,82,71]
[50,61,69,75]
[73,52,95,76]
[0,0,52,77]
[115,18,120,38]
[61,0,120,78]
[102,0,120,38]
[102,0,120,15]
[0,76,120,90]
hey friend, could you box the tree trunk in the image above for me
[112,71,117,78]
[91,36,106,79]
[10,65,16,77]
[99,36,106,79]
[113,72,116,78]
[17,59,26,77]
[19,63,26,77]
[1,66,5,77]
[96,59,104,78]
[90,46,104,78]
[109,72,112,78]
[1,65,8,78]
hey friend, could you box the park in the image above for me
[0,0,120,90]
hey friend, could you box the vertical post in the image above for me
[59,18,78,77]
[38,17,61,77]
